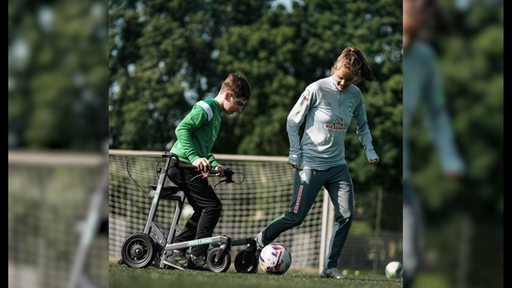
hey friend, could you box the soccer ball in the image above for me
[384,261,403,279]
[258,243,292,274]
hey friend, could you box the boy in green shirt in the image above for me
[163,72,251,271]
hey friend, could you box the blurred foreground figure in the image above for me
[402,0,465,287]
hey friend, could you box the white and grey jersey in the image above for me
[287,76,378,170]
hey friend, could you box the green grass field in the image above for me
[109,263,403,288]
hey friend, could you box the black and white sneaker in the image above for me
[161,250,187,271]
[187,254,209,271]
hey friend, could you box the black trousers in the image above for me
[167,162,222,256]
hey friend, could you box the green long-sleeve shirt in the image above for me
[170,99,222,167]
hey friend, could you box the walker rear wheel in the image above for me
[120,233,155,268]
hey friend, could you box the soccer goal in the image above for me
[8,150,108,288]
[108,149,402,273]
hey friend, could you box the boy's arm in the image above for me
[174,106,208,164]
[207,153,220,167]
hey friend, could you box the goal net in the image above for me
[8,150,108,288]
[108,149,402,272]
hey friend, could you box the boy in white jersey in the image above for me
[255,47,379,279]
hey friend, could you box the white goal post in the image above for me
[9,150,108,288]
[108,149,333,272]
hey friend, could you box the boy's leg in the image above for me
[166,166,221,271]
[167,166,199,246]
[184,182,222,256]
[183,182,221,270]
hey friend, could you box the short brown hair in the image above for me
[220,72,252,100]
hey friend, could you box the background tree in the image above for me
[108,0,403,230]
[406,1,503,287]
[108,0,271,150]
[9,1,107,150]
[8,0,503,285]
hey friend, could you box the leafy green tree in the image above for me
[9,1,108,150]
[109,0,271,150]
[406,1,503,286]
[211,0,403,230]
[108,0,403,230]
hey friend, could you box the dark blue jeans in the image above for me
[258,165,354,269]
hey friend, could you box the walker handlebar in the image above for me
[162,152,238,184]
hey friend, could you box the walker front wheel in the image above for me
[207,247,231,272]
[234,249,258,273]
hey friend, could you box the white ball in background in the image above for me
[384,261,403,279]
[181,204,194,218]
